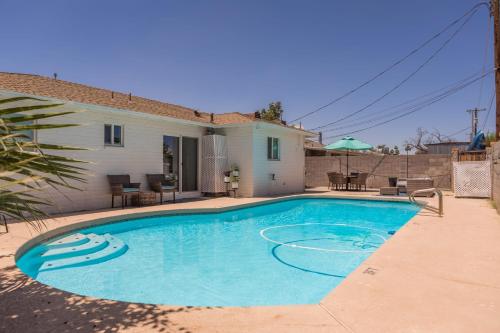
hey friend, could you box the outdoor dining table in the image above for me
[346,175,358,191]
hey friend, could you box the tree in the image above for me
[405,127,453,154]
[258,101,283,121]
[0,96,86,231]
[404,127,428,153]
[428,129,453,144]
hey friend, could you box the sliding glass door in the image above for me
[163,136,179,176]
[163,135,198,192]
[181,137,198,192]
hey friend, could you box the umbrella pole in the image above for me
[346,151,349,191]
[346,150,349,175]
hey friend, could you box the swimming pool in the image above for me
[17,198,419,306]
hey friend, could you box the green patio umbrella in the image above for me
[324,136,373,175]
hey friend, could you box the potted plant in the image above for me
[230,165,239,189]
[224,171,231,183]
[231,164,239,177]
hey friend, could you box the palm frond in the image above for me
[0,96,86,231]
[4,111,74,123]
[0,96,47,105]
[0,103,63,116]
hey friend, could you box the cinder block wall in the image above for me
[305,154,452,189]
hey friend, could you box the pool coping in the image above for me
[14,193,426,261]
[4,191,499,332]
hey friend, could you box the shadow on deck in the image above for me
[0,263,212,333]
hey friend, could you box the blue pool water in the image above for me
[17,198,419,306]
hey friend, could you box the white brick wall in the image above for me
[252,123,306,196]
[219,126,254,197]
[2,90,308,213]
[221,123,307,197]
[36,104,205,213]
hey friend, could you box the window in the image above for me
[5,113,34,142]
[267,137,280,160]
[104,124,123,146]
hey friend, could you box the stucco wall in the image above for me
[252,124,306,196]
[36,104,205,214]
[305,154,452,189]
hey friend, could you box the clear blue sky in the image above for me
[0,0,494,147]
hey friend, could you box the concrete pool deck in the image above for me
[1,190,500,332]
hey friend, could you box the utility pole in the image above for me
[492,0,500,139]
[467,108,486,140]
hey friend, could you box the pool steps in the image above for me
[37,233,127,272]
[45,233,89,249]
[42,234,108,260]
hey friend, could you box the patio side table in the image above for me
[131,191,156,206]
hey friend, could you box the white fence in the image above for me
[453,161,491,198]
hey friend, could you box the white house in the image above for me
[0,72,313,213]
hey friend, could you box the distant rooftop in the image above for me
[425,141,470,146]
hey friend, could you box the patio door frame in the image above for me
[163,134,200,193]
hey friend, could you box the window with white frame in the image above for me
[267,137,280,160]
[104,124,123,146]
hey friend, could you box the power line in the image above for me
[320,71,484,134]
[444,125,471,139]
[322,70,494,141]
[323,71,492,141]
[290,2,489,124]
[312,7,481,132]
[482,87,496,130]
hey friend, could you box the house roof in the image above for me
[0,72,313,134]
[0,72,216,123]
[304,139,325,150]
[212,112,255,125]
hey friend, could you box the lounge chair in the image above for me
[349,172,368,191]
[107,175,141,208]
[407,178,434,197]
[146,174,177,204]
[327,172,348,190]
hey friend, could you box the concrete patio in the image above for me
[1,190,499,332]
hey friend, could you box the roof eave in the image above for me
[0,89,213,127]
[0,87,318,135]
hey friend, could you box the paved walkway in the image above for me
[1,190,499,332]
